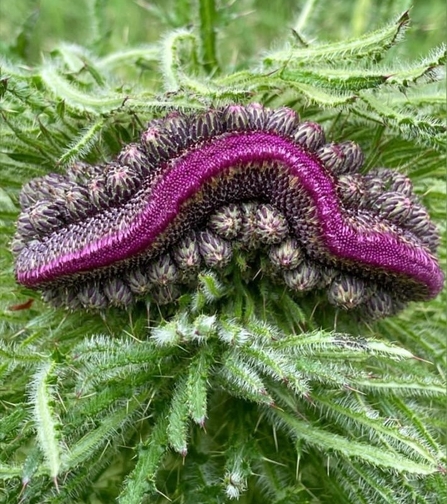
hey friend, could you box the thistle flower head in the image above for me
[255,204,289,244]
[77,284,108,310]
[103,278,133,307]
[147,254,178,286]
[283,261,322,291]
[105,163,140,201]
[127,269,152,294]
[327,274,368,309]
[268,237,304,269]
[208,204,243,240]
[172,232,202,270]
[198,230,233,268]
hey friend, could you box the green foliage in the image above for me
[0,1,446,503]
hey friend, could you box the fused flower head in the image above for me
[11,104,443,317]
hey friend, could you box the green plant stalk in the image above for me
[198,0,220,75]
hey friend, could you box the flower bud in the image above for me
[389,173,413,196]
[103,278,134,307]
[172,232,201,270]
[317,143,346,173]
[190,109,223,141]
[238,202,259,249]
[327,274,367,309]
[19,179,43,209]
[268,238,303,269]
[208,204,243,240]
[141,125,177,162]
[38,173,73,200]
[255,204,289,244]
[127,268,152,294]
[283,261,321,291]
[421,222,440,253]
[65,184,92,220]
[147,254,178,286]
[10,237,26,255]
[117,143,152,177]
[66,161,101,183]
[16,212,38,239]
[373,192,413,224]
[337,174,366,206]
[77,284,108,310]
[151,284,180,305]
[339,141,364,173]
[265,107,299,136]
[363,175,386,201]
[27,201,64,235]
[366,167,392,180]
[319,266,337,287]
[87,176,111,209]
[20,174,73,209]
[222,104,251,131]
[363,290,397,319]
[245,103,268,130]
[162,112,191,144]
[105,163,140,201]
[198,230,233,268]
[293,121,325,151]
[405,204,430,234]
[317,141,363,175]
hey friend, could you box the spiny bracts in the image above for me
[12,104,444,318]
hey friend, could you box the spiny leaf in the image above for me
[160,28,200,92]
[280,67,388,92]
[271,408,440,474]
[118,415,169,504]
[356,91,447,150]
[167,377,190,455]
[39,66,126,113]
[186,345,214,425]
[263,11,410,66]
[98,45,159,70]
[31,361,61,480]
[58,119,105,165]
[220,351,275,406]
[60,394,143,470]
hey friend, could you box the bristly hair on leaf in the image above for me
[0,1,445,503]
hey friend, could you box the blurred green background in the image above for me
[0,0,445,67]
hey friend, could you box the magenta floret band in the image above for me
[15,130,444,297]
